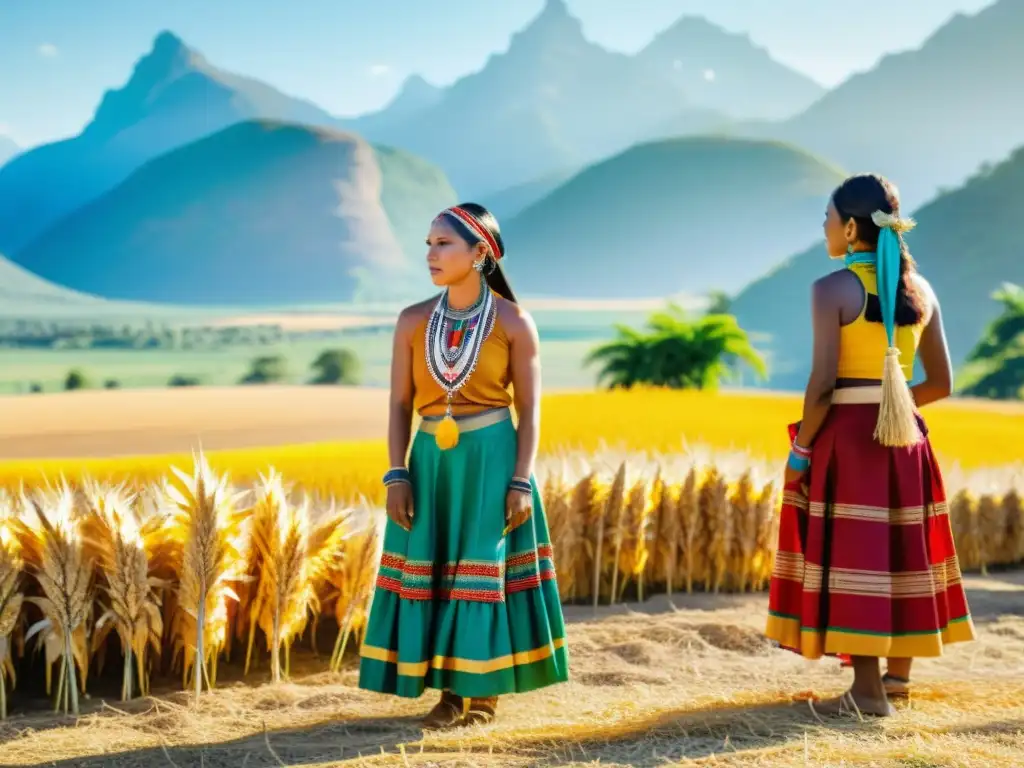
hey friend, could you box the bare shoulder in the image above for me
[495,297,538,340]
[813,267,860,300]
[911,272,938,304]
[910,271,939,323]
[395,296,437,339]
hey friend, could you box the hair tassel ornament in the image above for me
[870,209,922,448]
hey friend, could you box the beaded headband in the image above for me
[438,206,503,263]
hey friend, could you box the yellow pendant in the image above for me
[435,414,459,450]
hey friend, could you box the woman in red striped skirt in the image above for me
[765,173,976,717]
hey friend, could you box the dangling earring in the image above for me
[472,259,485,273]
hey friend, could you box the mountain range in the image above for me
[731,144,1024,390]
[346,0,822,198]
[0,31,342,255]
[0,136,19,167]
[636,16,823,122]
[759,0,1024,210]
[0,0,1020,329]
[13,121,454,306]
[501,137,844,298]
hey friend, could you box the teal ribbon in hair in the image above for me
[844,213,911,348]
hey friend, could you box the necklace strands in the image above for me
[425,278,496,450]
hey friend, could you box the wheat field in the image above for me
[0,388,1021,765]
[1,387,1021,502]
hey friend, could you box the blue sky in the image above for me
[0,0,995,147]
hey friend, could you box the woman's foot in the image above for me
[882,673,911,699]
[811,688,896,718]
[422,691,464,730]
[461,697,498,726]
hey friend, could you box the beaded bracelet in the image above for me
[508,476,532,495]
[791,440,812,459]
[382,467,411,487]
[787,450,810,472]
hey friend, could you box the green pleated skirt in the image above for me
[358,408,569,699]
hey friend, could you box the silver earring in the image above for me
[473,260,485,272]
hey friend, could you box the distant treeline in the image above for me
[0,320,391,350]
[15,348,363,394]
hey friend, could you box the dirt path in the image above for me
[0,573,1020,767]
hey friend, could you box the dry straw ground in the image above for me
[0,576,1021,767]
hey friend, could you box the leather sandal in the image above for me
[461,696,498,726]
[422,691,464,730]
[882,673,911,699]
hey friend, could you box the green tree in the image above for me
[959,283,1024,399]
[586,304,767,390]
[240,355,288,384]
[169,374,202,387]
[706,290,732,315]
[310,348,362,385]
[64,368,90,390]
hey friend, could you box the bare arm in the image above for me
[387,308,418,468]
[911,278,953,408]
[506,305,542,479]
[794,278,842,449]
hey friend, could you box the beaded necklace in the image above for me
[424,276,496,449]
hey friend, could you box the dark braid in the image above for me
[832,173,926,326]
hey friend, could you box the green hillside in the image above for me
[501,136,845,298]
[12,121,454,306]
[0,253,103,314]
[731,145,1024,390]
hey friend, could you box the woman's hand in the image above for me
[504,488,533,536]
[385,482,414,532]
[783,462,808,488]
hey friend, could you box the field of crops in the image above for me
[1,388,1021,500]
[1,448,1021,719]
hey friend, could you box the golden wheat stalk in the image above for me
[13,485,93,715]
[329,508,382,673]
[162,450,250,700]
[593,463,625,608]
[677,467,700,593]
[566,472,598,602]
[80,481,165,700]
[0,495,24,720]
[246,472,352,683]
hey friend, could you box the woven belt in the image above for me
[418,407,511,435]
[832,386,883,404]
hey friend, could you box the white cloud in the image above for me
[703,68,716,82]
[368,64,390,77]
[38,43,59,58]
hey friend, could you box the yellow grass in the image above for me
[0,388,1021,503]
[0,593,1020,767]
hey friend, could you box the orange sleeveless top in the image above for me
[837,262,924,380]
[411,311,513,417]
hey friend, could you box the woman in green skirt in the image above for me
[358,203,569,728]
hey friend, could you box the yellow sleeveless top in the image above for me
[411,311,513,417]
[837,262,923,380]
